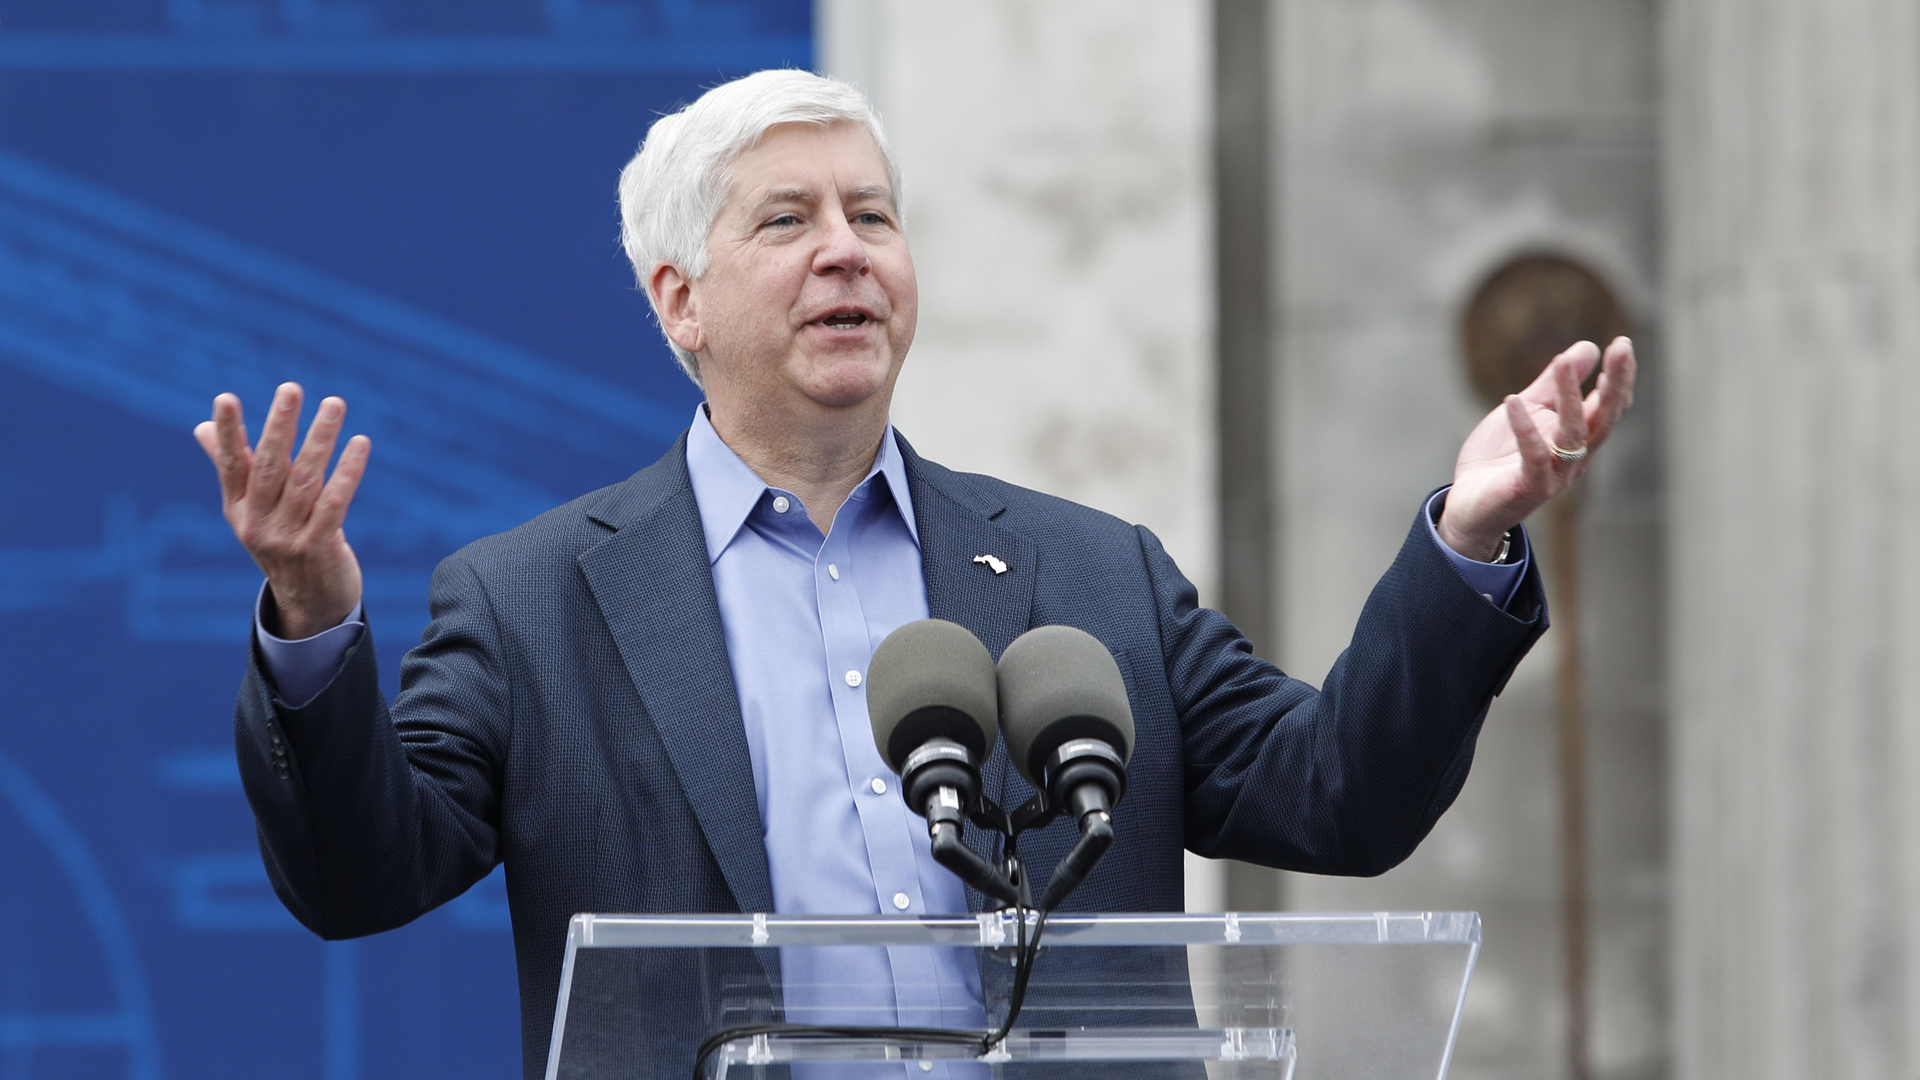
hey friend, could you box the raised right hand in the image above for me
[194,383,370,640]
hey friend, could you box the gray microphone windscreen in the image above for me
[866,619,999,773]
[997,625,1135,787]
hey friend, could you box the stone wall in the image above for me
[1264,2,1666,1078]
[1665,2,1920,1077]
[818,4,1671,1076]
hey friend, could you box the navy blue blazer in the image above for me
[234,432,1546,1078]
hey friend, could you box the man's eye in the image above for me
[855,211,889,226]
[766,213,801,228]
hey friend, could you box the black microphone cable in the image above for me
[981,900,1051,1050]
[689,902,1053,1080]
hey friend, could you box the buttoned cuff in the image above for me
[253,583,365,708]
[1424,488,1530,611]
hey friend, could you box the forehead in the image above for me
[724,121,894,208]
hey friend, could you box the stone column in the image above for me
[1665,1,1920,1077]
[845,1,1216,588]
[1268,1,1665,1077]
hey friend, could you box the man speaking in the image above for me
[194,70,1634,1077]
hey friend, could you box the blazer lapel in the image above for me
[899,437,1037,657]
[901,437,1038,906]
[578,440,775,916]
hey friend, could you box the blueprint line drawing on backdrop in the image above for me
[0,145,681,640]
[0,3,808,1075]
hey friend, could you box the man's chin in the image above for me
[797,355,899,410]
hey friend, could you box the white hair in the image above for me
[618,68,901,387]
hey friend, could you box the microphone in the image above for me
[866,619,1019,906]
[996,625,1134,910]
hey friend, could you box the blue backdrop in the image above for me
[0,3,810,1076]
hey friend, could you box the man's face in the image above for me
[684,121,917,414]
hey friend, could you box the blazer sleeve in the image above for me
[234,553,510,939]
[1152,502,1548,876]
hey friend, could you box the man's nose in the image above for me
[811,211,871,276]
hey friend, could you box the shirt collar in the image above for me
[684,404,919,565]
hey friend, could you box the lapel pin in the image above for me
[972,554,1009,575]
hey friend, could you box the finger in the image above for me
[1517,339,1600,406]
[193,420,219,460]
[1583,336,1638,449]
[211,392,251,461]
[1506,395,1556,496]
[203,393,254,508]
[246,382,304,506]
[308,434,371,537]
[1554,350,1588,453]
[1570,338,1604,382]
[193,420,228,486]
[277,396,348,529]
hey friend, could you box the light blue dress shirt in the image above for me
[680,406,984,1036]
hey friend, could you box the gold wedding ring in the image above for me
[1549,440,1589,463]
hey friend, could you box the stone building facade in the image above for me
[821,2,1918,1078]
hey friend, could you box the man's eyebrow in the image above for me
[745,185,896,216]
[845,186,895,206]
[747,187,820,215]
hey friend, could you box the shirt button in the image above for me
[828,563,840,580]
[870,777,887,795]
[892,892,911,911]
[845,670,862,688]
[772,495,791,513]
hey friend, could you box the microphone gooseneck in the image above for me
[865,619,1020,906]
[996,625,1135,910]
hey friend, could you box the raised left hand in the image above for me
[1436,336,1637,560]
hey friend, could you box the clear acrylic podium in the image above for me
[543,911,1479,1079]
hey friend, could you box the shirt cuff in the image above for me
[254,583,365,708]
[1424,488,1530,611]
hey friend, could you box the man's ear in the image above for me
[649,262,705,356]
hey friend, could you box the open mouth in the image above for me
[821,311,870,330]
